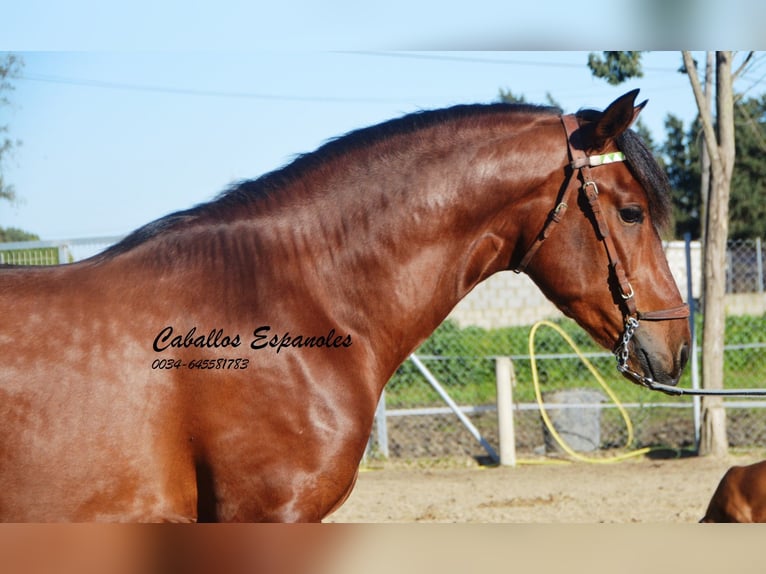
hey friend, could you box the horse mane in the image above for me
[230,103,559,198]
[99,103,559,258]
[99,101,670,258]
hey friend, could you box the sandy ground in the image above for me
[326,450,766,523]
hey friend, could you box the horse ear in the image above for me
[591,89,647,150]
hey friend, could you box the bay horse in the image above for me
[701,460,766,522]
[0,89,690,522]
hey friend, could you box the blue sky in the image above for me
[2,0,765,240]
[7,50,759,240]
[3,0,763,51]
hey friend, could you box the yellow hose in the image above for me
[525,320,652,464]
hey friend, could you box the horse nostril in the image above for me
[678,342,690,371]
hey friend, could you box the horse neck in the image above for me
[250,114,563,372]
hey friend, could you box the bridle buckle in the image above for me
[582,180,599,196]
[621,282,635,300]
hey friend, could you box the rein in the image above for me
[516,114,766,398]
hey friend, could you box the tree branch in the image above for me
[733,51,755,80]
[682,51,722,171]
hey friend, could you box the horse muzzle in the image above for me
[619,318,690,387]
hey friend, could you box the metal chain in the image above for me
[616,316,639,374]
[614,317,665,392]
[615,316,766,397]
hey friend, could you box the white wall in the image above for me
[447,241,701,329]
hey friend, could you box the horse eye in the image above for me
[619,206,644,224]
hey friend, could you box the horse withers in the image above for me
[0,90,689,521]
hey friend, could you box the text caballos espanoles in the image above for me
[152,325,353,354]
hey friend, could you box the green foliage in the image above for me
[498,89,561,110]
[0,53,23,204]
[587,51,644,85]
[543,92,562,110]
[0,227,39,242]
[497,88,526,104]
[658,94,766,240]
[662,114,702,238]
[582,50,766,240]
[632,118,656,152]
[388,318,622,407]
[387,313,766,408]
[729,94,766,239]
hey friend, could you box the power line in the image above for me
[18,52,688,104]
[341,50,682,73]
[17,72,417,104]
[342,51,588,68]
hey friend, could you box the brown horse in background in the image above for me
[702,460,766,522]
[0,89,690,521]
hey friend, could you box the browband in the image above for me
[571,151,626,169]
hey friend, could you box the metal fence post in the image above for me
[685,233,701,450]
[57,243,68,264]
[409,354,499,463]
[495,356,516,466]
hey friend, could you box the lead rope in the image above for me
[530,320,652,463]
[530,320,766,466]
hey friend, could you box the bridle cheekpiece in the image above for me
[514,114,690,393]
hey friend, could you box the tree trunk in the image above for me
[684,51,735,457]
[698,52,713,244]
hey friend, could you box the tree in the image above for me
[728,94,766,239]
[684,51,755,456]
[497,89,527,104]
[498,89,561,109]
[0,54,36,243]
[662,114,701,238]
[0,227,38,242]
[656,93,766,240]
[0,53,23,205]
[587,51,644,85]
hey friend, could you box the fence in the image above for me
[0,236,123,265]
[3,235,766,463]
[367,237,766,463]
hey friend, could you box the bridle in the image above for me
[514,113,689,318]
[514,114,766,397]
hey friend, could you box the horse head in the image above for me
[517,90,690,387]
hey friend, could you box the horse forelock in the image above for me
[576,108,672,233]
[615,129,672,233]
